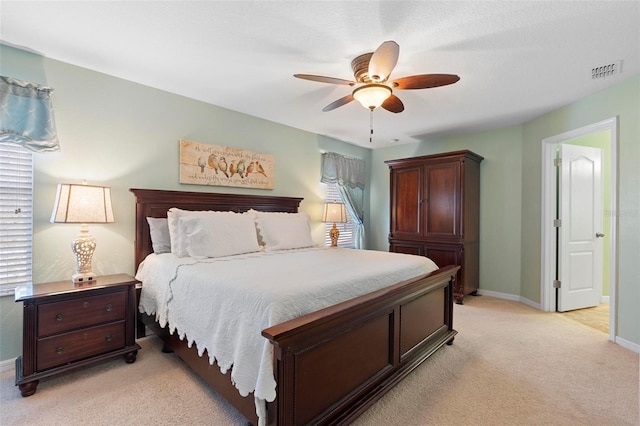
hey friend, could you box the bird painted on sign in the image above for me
[237,159,246,178]
[197,157,206,173]
[207,154,218,174]
[229,160,237,178]
[256,161,267,177]
[245,161,255,178]
[218,157,229,178]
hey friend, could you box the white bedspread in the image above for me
[136,247,437,424]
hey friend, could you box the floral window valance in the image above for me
[0,76,60,152]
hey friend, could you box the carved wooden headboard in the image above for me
[130,188,303,269]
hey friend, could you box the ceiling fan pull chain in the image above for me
[370,108,374,143]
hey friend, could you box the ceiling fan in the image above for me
[294,41,460,113]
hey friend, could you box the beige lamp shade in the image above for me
[322,202,347,224]
[50,184,114,224]
[322,202,347,247]
[50,183,114,284]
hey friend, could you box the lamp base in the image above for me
[72,272,97,284]
[71,225,97,284]
[330,223,340,247]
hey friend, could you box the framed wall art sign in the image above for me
[179,139,274,189]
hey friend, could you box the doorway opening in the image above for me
[540,117,618,342]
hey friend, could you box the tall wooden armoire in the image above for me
[385,150,483,304]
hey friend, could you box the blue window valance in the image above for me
[320,152,365,189]
[0,76,60,152]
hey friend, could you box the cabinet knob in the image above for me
[56,346,63,354]
[83,301,89,308]
[105,304,113,312]
[55,314,63,322]
[105,335,112,342]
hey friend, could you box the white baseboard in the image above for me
[518,296,542,310]
[615,336,640,354]
[476,289,519,301]
[476,289,541,310]
[601,295,610,304]
[0,357,15,373]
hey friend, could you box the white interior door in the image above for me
[558,144,603,312]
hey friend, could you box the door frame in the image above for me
[540,117,618,342]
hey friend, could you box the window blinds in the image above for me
[0,143,33,294]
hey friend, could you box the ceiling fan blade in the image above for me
[368,40,399,82]
[322,94,354,112]
[381,94,404,113]
[294,74,355,86]
[391,74,460,90]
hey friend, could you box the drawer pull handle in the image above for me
[55,314,63,322]
[83,301,89,308]
[56,346,63,354]
[105,304,113,312]
[105,335,112,342]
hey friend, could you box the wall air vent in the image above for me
[591,60,622,79]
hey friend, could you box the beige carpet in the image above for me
[1,296,638,426]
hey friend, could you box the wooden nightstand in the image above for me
[14,273,141,397]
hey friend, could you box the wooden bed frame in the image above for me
[131,188,459,426]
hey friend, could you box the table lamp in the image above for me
[50,183,114,283]
[322,202,347,247]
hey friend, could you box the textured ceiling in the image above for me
[1,1,639,149]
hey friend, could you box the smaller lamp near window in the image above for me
[322,202,347,247]
[50,183,114,283]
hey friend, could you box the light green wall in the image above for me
[0,45,371,361]
[520,76,639,346]
[369,127,524,298]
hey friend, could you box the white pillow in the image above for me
[167,208,222,256]
[146,217,171,254]
[244,209,263,245]
[179,214,260,258]
[254,212,315,251]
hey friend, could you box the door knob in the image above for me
[595,232,605,238]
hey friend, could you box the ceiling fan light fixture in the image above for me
[352,84,392,110]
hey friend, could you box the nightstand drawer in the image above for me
[36,321,125,371]
[38,291,126,336]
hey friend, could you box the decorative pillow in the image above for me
[179,214,260,258]
[167,208,222,256]
[254,212,315,251]
[146,217,171,254]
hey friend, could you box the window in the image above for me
[324,182,355,248]
[0,143,33,295]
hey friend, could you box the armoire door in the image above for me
[424,161,460,240]
[390,166,424,238]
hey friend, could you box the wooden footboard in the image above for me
[140,265,457,425]
[262,265,458,425]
